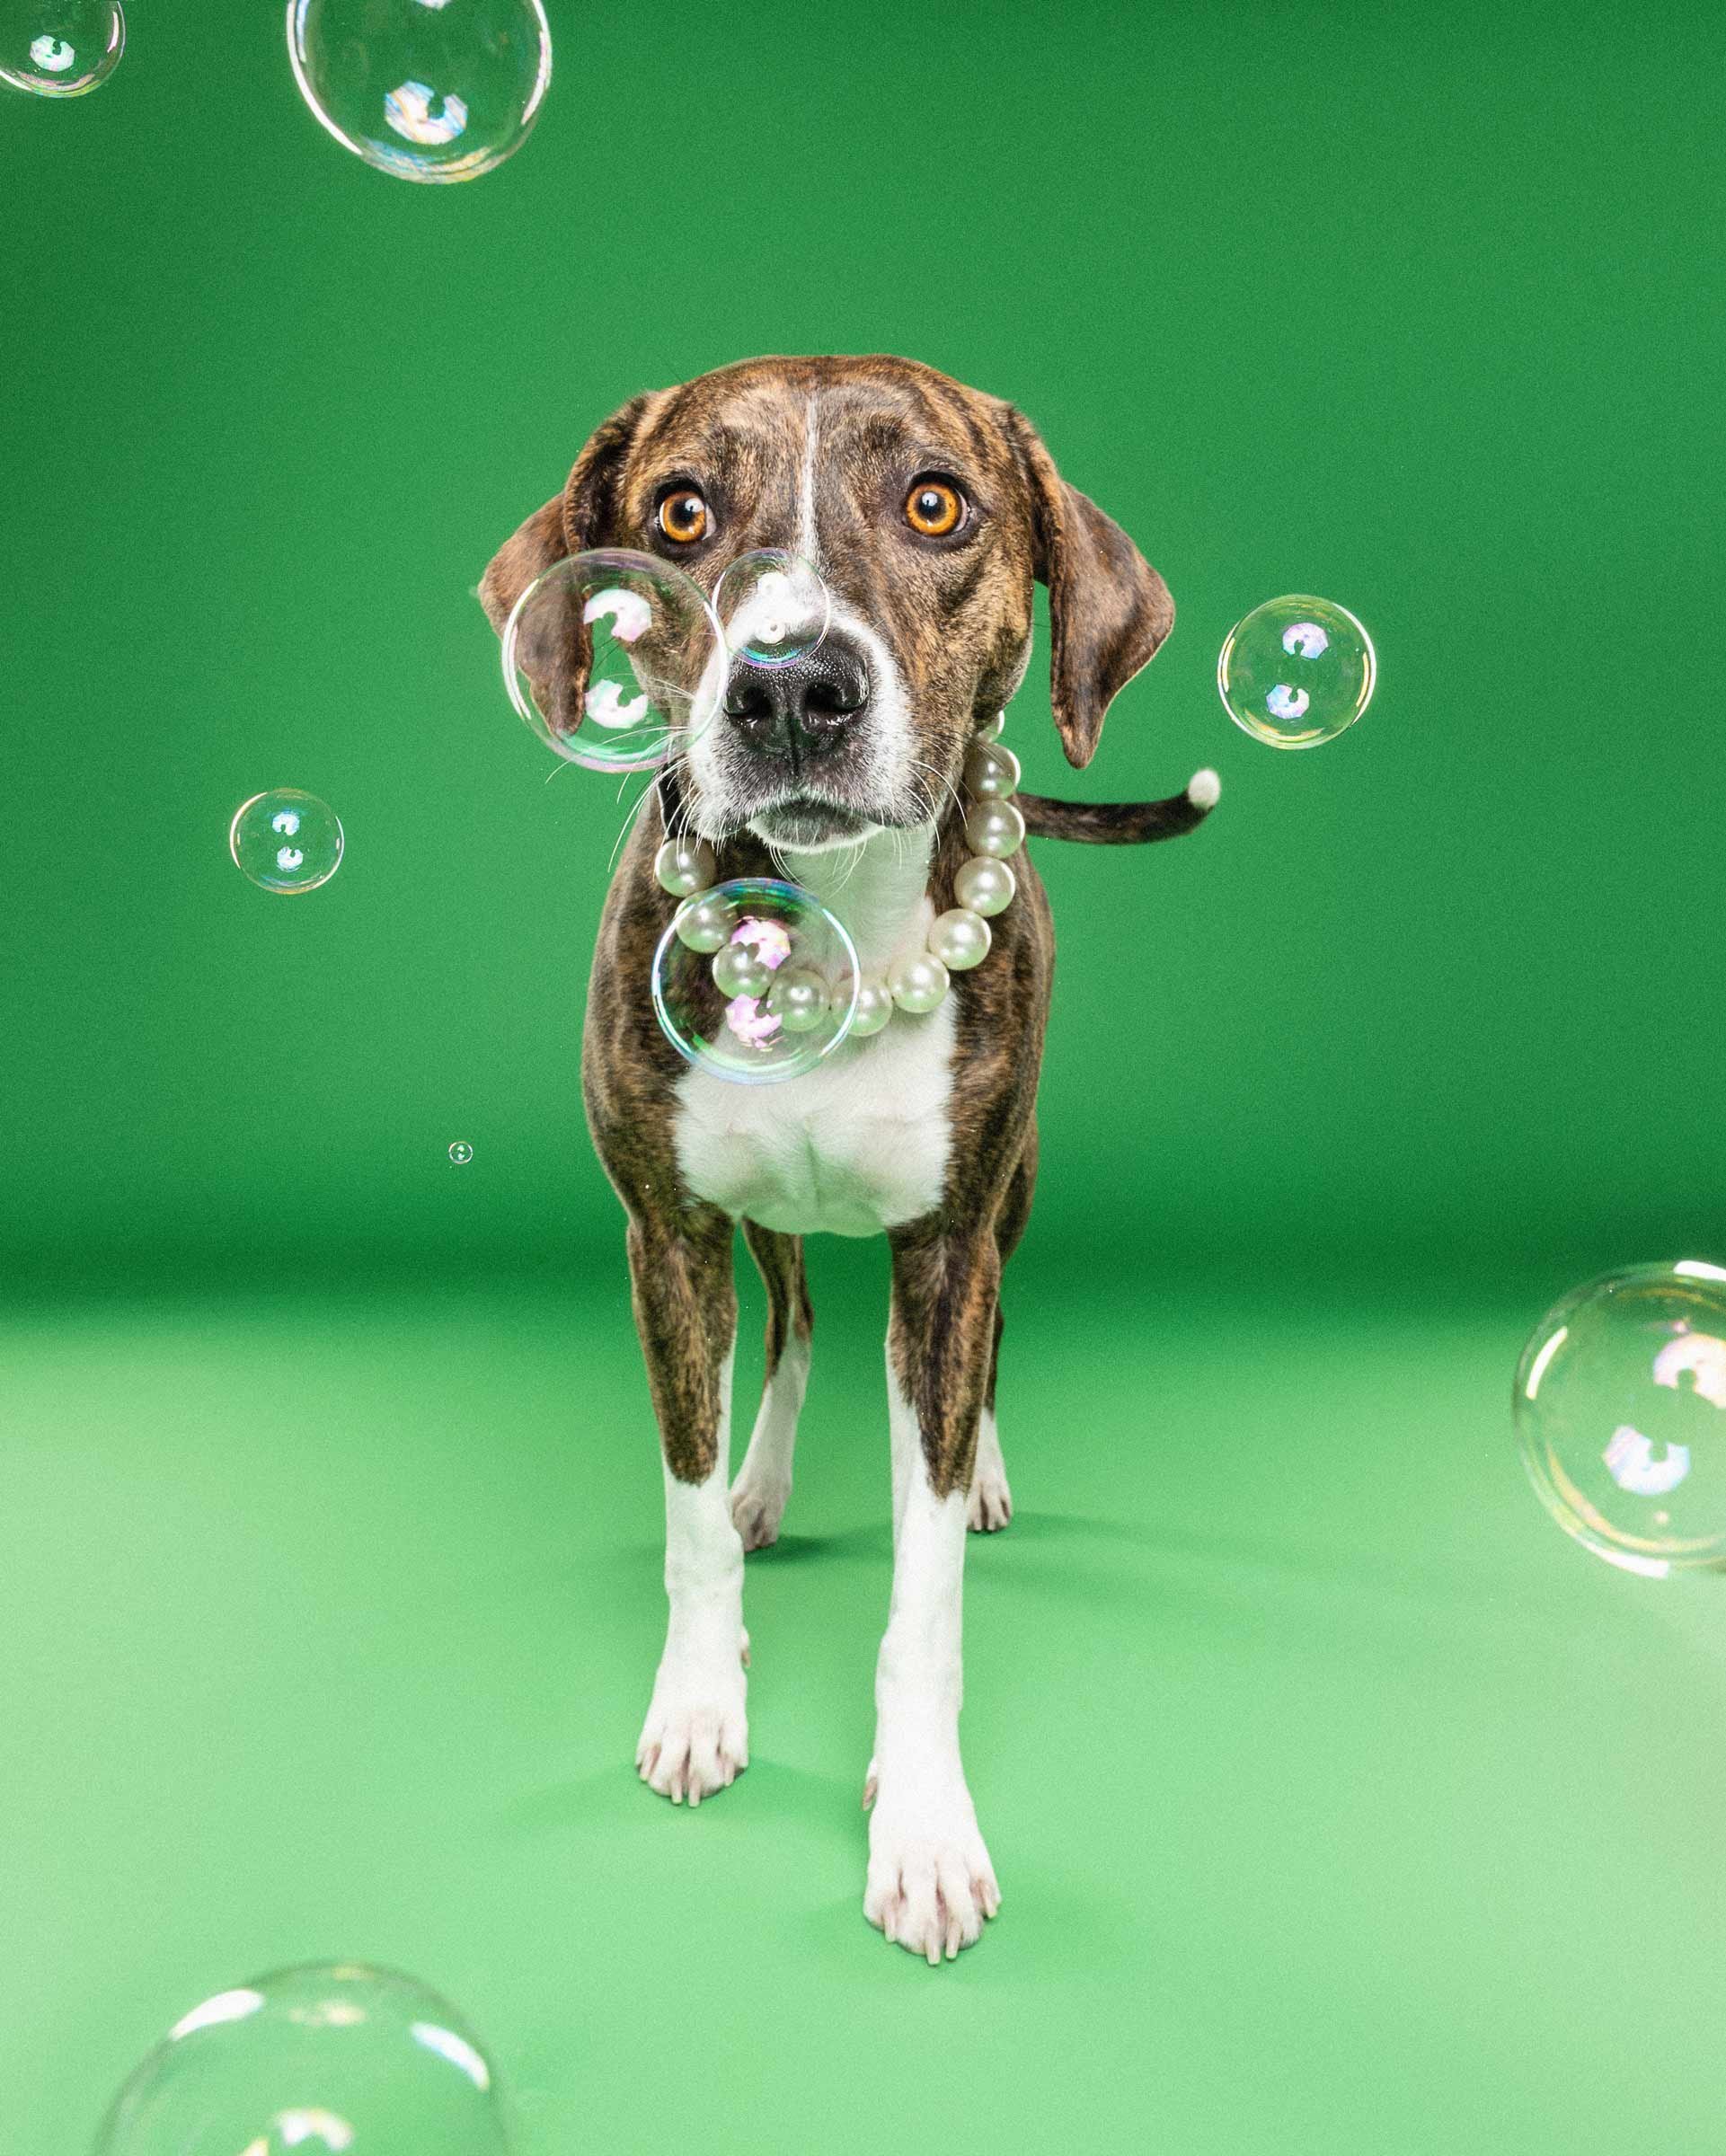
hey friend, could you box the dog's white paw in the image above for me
[863,1772,1000,1964]
[968,1417,1012,1533]
[967,1461,1013,1533]
[730,1469,791,1551]
[636,1657,748,1807]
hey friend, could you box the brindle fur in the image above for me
[742,1219,813,1381]
[480,356,1209,1502]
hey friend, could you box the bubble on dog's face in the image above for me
[608,358,1040,850]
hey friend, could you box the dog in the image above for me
[480,355,1217,1962]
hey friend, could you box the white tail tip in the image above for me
[1187,768,1221,809]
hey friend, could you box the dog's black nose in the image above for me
[723,640,870,766]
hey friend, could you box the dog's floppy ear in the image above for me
[1006,408,1174,770]
[476,394,652,735]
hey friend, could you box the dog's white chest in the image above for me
[673,999,955,1238]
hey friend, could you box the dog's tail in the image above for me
[1017,768,1220,845]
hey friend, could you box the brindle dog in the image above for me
[480,355,1216,1963]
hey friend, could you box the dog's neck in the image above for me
[774,826,935,973]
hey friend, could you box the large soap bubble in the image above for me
[653,878,861,1083]
[95,1962,513,2155]
[229,790,344,894]
[0,1,124,96]
[1217,594,1376,748]
[288,0,552,184]
[502,548,723,773]
[1516,1260,1726,1577]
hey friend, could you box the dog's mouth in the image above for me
[751,797,876,850]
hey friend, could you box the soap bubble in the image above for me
[715,550,830,669]
[1515,1260,1726,1577]
[0,0,124,95]
[230,790,344,894]
[287,0,552,184]
[1217,594,1376,748]
[95,1962,513,2156]
[653,879,860,1083]
[502,548,723,773]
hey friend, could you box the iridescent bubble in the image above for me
[714,550,830,669]
[94,1962,513,2156]
[229,790,344,894]
[502,548,723,773]
[653,879,859,1083]
[1515,1259,1726,1577]
[1217,594,1376,748]
[0,0,124,96]
[287,0,552,184]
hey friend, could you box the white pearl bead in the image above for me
[654,835,717,897]
[954,854,1015,917]
[766,965,828,1033]
[963,740,1020,800]
[963,799,1025,859]
[887,950,951,1013]
[845,976,893,1036]
[928,906,990,971]
[712,941,772,1000]
[674,891,734,952]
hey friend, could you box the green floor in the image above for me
[11,1254,1726,2153]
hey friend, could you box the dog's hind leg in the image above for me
[971,1127,1036,1533]
[730,1220,812,1551]
[628,1210,750,1807]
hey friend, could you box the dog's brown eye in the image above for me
[658,490,709,543]
[905,479,964,538]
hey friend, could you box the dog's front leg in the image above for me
[627,1213,749,1807]
[864,1223,1003,1962]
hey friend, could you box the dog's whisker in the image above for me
[602,744,694,875]
[906,750,961,801]
[904,755,964,827]
[899,773,943,835]
[606,784,655,877]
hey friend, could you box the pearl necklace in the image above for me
[652,714,1024,1038]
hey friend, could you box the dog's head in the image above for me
[480,355,1173,852]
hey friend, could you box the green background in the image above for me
[4,1,1725,2150]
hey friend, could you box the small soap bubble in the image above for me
[448,1141,473,1164]
[230,790,344,894]
[0,0,124,95]
[715,550,830,669]
[1515,1260,1726,1577]
[95,1962,513,2156]
[502,548,722,773]
[288,0,552,184]
[653,879,859,1083]
[1217,594,1376,748]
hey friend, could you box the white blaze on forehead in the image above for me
[680,385,926,843]
[798,393,820,569]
